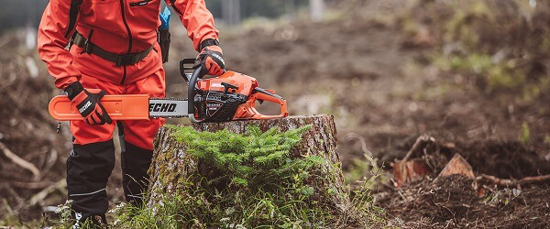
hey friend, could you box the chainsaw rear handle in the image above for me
[249,89,289,119]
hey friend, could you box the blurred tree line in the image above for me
[206,0,310,19]
[0,0,48,33]
[0,0,314,33]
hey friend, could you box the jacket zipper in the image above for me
[119,0,133,85]
[130,0,151,7]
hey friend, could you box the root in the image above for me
[402,134,434,162]
[477,174,550,188]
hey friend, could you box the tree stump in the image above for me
[146,114,350,212]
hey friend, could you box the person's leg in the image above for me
[67,75,122,226]
[120,69,165,207]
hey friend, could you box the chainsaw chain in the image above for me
[150,97,188,101]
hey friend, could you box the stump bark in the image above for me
[146,114,350,211]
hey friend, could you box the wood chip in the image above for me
[437,153,474,179]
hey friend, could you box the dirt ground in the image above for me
[1,0,549,227]
[380,175,550,228]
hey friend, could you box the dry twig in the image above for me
[402,134,434,162]
[392,134,435,187]
[477,174,550,188]
[346,133,374,156]
[29,179,67,206]
[0,141,40,178]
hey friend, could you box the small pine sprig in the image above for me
[170,125,312,188]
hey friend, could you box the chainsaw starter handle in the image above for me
[188,65,206,123]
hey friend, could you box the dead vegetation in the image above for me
[0,31,70,223]
[377,134,550,228]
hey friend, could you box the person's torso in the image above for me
[71,0,164,85]
[78,0,162,54]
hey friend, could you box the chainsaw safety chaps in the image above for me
[70,70,165,150]
[67,140,115,223]
[66,70,165,219]
[121,142,154,207]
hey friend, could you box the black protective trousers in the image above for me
[66,123,153,224]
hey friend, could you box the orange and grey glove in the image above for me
[195,39,225,76]
[65,82,112,125]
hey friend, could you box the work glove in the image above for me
[65,82,112,125]
[195,39,225,76]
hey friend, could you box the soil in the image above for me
[379,175,550,228]
[1,0,549,227]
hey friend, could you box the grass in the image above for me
[398,0,550,103]
[519,121,531,145]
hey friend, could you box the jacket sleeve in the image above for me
[37,0,81,90]
[165,0,220,51]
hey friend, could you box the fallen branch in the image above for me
[477,174,550,188]
[346,133,373,156]
[0,141,40,178]
[9,181,52,190]
[29,179,67,206]
[402,134,434,162]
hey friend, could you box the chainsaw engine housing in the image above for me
[185,66,288,122]
[194,71,256,122]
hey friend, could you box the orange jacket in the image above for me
[38,0,219,89]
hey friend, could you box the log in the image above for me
[146,114,350,213]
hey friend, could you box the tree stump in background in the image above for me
[146,114,350,211]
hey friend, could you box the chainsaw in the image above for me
[48,59,288,122]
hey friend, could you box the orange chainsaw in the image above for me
[49,59,288,122]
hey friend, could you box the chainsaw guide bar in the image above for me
[48,95,190,120]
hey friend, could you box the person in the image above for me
[37,0,225,226]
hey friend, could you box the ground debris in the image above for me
[380,174,550,228]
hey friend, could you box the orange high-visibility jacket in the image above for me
[38,0,219,89]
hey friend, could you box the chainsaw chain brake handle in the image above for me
[186,64,206,123]
[179,58,207,123]
[179,58,197,83]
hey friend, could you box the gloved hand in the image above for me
[65,82,112,125]
[195,39,225,76]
